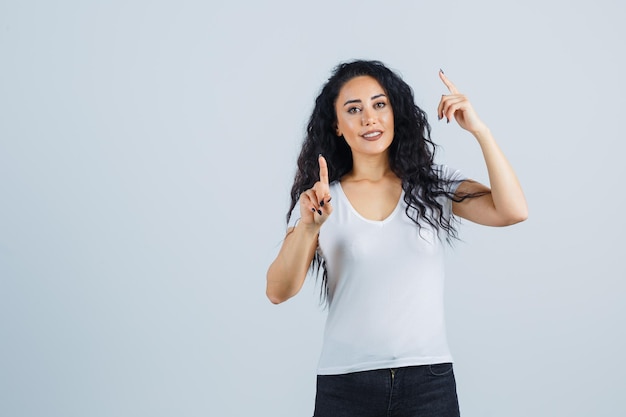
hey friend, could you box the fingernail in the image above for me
[438,115,442,120]
[446,118,450,124]
[440,68,444,74]
[311,208,316,213]
[320,200,324,207]
[327,197,332,203]
[317,209,322,215]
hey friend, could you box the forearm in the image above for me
[473,128,528,222]
[266,222,320,304]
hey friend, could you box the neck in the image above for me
[347,152,393,182]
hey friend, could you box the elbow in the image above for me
[266,289,288,305]
[502,206,529,226]
[514,203,529,223]
[266,262,305,304]
[517,210,529,223]
[265,269,292,305]
[267,296,282,305]
[506,214,528,226]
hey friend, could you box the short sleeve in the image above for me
[433,165,467,220]
[435,164,467,194]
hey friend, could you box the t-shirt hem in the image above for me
[316,355,454,376]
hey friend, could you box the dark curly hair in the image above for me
[287,59,480,301]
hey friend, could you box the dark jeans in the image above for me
[313,363,460,417]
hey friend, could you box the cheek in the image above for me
[336,114,347,129]
[386,113,395,128]
[338,117,356,133]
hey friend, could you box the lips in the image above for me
[361,130,383,141]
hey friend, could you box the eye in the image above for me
[374,101,386,109]
[347,107,361,114]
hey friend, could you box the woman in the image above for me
[266,60,527,417]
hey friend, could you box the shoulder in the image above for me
[433,164,466,182]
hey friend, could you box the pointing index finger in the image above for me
[439,69,459,94]
[318,154,329,186]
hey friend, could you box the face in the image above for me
[334,76,394,158]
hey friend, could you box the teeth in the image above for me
[363,131,381,138]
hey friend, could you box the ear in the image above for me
[335,125,342,136]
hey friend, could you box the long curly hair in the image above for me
[287,59,478,301]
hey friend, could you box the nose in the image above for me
[361,108,376,125]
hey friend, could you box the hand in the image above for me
[437,70,488,134]
[298,155,333,227]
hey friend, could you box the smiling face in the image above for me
[334,75,394,158]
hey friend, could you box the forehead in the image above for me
[337,76,385,100]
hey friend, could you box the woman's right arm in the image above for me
[266,155,332,304]
[266,223,321,304]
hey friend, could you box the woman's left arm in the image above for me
[437,70,528,227]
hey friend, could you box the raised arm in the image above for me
[266,155,333,304]
[437,70,528,227]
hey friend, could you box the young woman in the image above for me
[266,60,527,417]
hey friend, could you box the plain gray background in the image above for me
[1,0,624,416]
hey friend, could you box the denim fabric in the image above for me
[313,363,460,417]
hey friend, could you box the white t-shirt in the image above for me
[289,166,466,375]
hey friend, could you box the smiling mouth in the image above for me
[362,131,383,140]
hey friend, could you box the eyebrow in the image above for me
[343,93,387,106]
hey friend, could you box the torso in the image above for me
[316,172,458,375]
